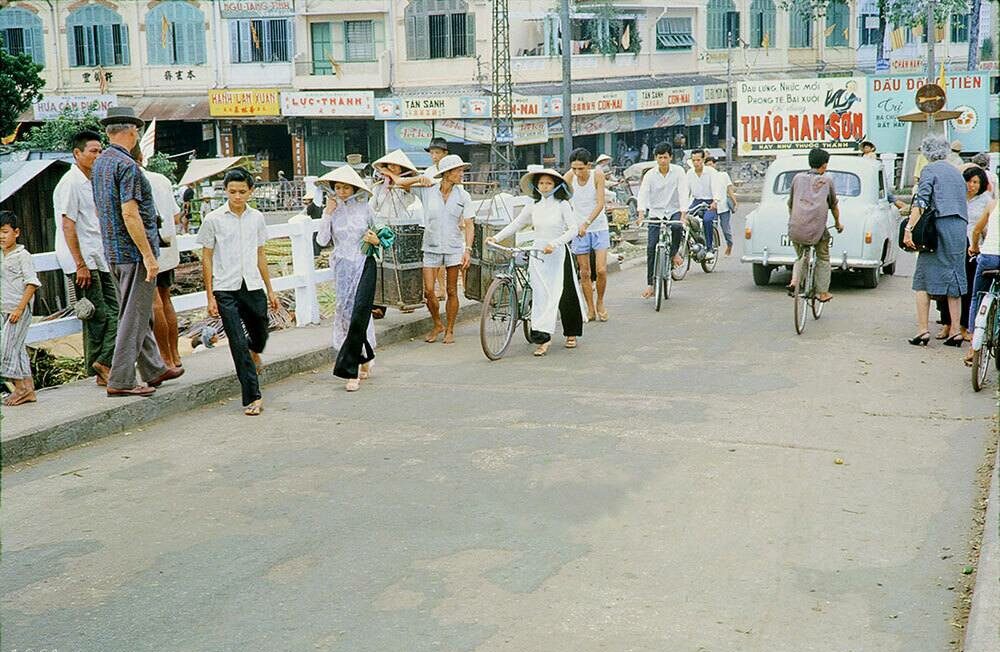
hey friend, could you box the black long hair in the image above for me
[528,173,571,201]
[964,166,989,196]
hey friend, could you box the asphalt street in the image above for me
[2,210,996,652]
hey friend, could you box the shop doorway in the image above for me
[237,124,292,182]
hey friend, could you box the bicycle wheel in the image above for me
[521,284,533,343]
[654,248,664,312]
[973,301,998,391]
[793,253,811,335]
[811,295,824,319]
[480,277,518,360]
[672,237,691,280]
[701,224,722,273]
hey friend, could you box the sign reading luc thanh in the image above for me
[737,77,866,154]
[219,0,293,18]
[281,91,374,117]
[33,95,117,120]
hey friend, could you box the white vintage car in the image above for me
[741,155,902,289]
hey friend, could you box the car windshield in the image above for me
[773,170,862,197]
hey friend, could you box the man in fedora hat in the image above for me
[397,154,475,344]
[91,106,183,397]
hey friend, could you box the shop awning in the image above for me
[1,159,69,203]
[178,156,248,186]
[127,95,211,121]
[515,74,725,97]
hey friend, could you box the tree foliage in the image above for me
[146,152,178,183]
[0,36,45,138]
[778,0,971,25]
[18,106,106,152]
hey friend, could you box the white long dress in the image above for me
[316,195,376,356]
[492,196,589,335]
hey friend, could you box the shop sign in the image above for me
[573,112,633,136]
[687,105,709,126]
[209,89,280,117]
[385,120,434,150]
[703,84,729,103]
[281,91,374,117]
[633,107,686,131]
[866,73,989,152]
[374,96,463,120]
[461,97,491,118]
[571,91,627,116]
[219,0,293,18]
[890,58,925,73]
[513,120,549,145]
[736,77,866,155]
[33,94,117,120]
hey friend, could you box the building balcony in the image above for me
[292,58,390,90]
[511,51,698,85]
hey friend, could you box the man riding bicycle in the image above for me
[686,149,727,261]
[636,142,689,299]
[787,148,844,303]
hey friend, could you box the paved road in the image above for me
[2,216,996,652]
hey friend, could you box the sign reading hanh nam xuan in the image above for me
[737,77,866,155]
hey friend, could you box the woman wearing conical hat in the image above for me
[369,149,419,225]
[486,168,587,356]
[316,165,394,391]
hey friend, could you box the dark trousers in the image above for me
[530,247,584,344]
[334,256,377,379]
[69,270,119,371]
[215,283,269,406]
[937,248,976,329]
[645,215,683,286]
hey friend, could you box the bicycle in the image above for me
[970,269,1000,391]
[643,215,686,312]
[479,243,537,360]
[791,226,836,335]
[672,204,722,280]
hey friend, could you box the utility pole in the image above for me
[560,0,572,164]
[926,0,936,127]
[725,29,733,162]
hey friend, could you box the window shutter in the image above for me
[311,22,331,72]
[147,11,163,65]
[98,24,111,65]
[415,15,429,59]
[230,20,242,63]
[374,19,386,58]
[331,21,345,61]
[465,13,475,57]
[405,13,416,59]
[27,23,43,65]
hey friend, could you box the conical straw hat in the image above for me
[434,154,472,177]
[372,149,418,176]
[316,164,370,196]
[519,168,572,199]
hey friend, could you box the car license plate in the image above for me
[781,234,833,247]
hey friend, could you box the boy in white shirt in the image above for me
[197,169,279,416]
[636,142,689,298]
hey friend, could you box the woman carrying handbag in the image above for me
[902,135,970,347]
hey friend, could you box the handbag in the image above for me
[898,203,937,253]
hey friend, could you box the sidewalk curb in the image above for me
[964,442,1000,652]
[1,304,479,467]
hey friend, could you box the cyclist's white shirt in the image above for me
[686,167,727,204]
[637,164,690,217]
[982,200,1000,255]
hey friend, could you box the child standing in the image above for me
[316,165,393,392]
[1,211,42,406]
[197,169,279,416]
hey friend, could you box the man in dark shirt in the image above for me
[92,107,182,396]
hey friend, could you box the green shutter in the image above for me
[311,22,331,73]
[466,13,475,57]
[306,122,346,176]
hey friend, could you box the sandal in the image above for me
[359,365,371,380]
[244,400,263,416]
[533,342,550,357]
[564,337,577,349]
[345,378,361,392]
[597,309,608,322]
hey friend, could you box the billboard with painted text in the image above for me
[737,77,866,155]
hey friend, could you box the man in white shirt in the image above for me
[135,148,183,368]
[197,168,279,416]
[686,149,727,261]
[705,156,738,256]
[637,142,689,299]
[53,130,118,386]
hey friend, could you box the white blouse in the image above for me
[493,196,577,248]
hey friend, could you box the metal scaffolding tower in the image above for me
[491,0,515,187]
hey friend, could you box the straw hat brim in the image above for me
[433,162,472,178]
[519,169,572,199]
[372,150,419,176]
[316,166,371,196]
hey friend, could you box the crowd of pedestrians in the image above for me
[3,113,998,412]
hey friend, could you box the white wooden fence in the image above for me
[26,214,328,345]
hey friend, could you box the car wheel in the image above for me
[860,266,880,289]
[752,264,772,286]
[883,261,896,276]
